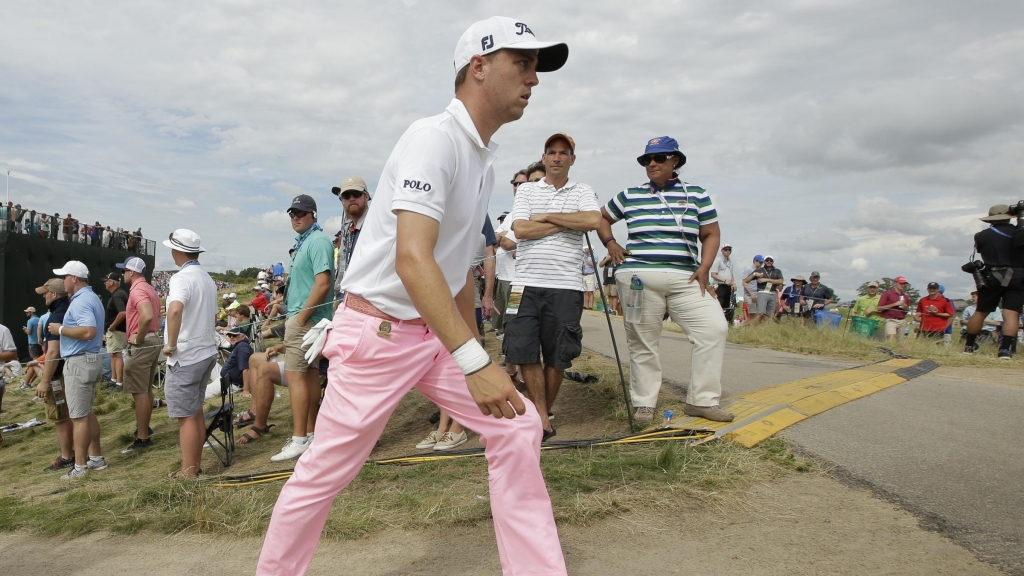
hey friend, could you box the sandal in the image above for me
[236,424,274,445]
[233,410,255,428]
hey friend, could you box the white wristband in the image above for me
[451,339,491,375]
[59,326,64,336]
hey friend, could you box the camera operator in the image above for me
[963,204,1024,359]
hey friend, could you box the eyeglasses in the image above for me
[288,210,309,219]
[637,153,676,167]
[340,191,365,200]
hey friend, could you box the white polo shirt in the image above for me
[340,98,497,319]
[509,179,600,291]
[494,218,517,283]
[165,261,218,367]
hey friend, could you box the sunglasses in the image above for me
[511,180,525,187]
[722,248,732,251]
[340,191,365,200]
[288,210,309,219]
[637,153,677,167]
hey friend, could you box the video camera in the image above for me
[1008,200,1024,250]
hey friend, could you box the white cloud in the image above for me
[0,0,1019,302]
[216,206,240,216]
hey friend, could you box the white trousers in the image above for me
[616,270,728,408]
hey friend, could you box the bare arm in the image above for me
[35,341,62,396]
[110,311,126,332]
[0,350,16,362]
[533,210,603,231]
[131,301,154,344]
[164,300,184,354]
[512,218,565,240]
[597,207,628,264]
[498,235,517,250]
[48,324,96,341]
[396,211,525,419]
[689,222,721,296]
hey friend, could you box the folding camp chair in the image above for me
[203,374,235,467]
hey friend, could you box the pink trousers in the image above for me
[256,306,568,575]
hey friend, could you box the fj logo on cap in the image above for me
[481,35,494,50]
[514,23,533,36]
[403,179,432,192]
[649,138,660,145]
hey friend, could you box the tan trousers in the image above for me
[616,270,729,408]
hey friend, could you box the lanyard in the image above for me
[650,181,699,266]
[180,260,200,271]
[291,223,323,256]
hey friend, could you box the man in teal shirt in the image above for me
[273,194,336,463]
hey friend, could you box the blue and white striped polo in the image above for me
[605,179,718,274]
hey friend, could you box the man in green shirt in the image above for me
[851,281,885,324]
[272,194,336,463]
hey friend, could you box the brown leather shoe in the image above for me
[683,403,735,422]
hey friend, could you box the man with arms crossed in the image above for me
[49,261,107,479]
[118,256,162,454]
[256,17,569,575]
[162,229,218,478]
[271,194,335,462]
[505,133,601,439]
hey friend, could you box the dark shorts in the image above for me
[503,286,584,370]
[977,276,1024,314]
[29,344,42,358]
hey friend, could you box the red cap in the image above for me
[893,276,908,284]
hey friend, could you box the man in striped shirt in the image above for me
[597,136,733,423]
[506,133,602,439]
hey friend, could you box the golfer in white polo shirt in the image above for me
[257,17,570,576]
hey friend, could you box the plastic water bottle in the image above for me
[663,410,674,423]
[624,274,644,323]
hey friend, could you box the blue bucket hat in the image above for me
[638,136,686,167]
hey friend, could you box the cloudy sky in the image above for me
[3,1,1021,299]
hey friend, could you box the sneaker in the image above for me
[433,431,468,451]
[683,403,735,422]
[121,437,153,454]
[61,466,89,480]
[542,427,557,443]
[495,333,504,341]
[634,406,655,424]
[44,454,75,472]
[963,344,979,355]
[998,349,1012,360]
[270,438,310,462]
[87,456,108,471]
[15,383,31,392]
[416,431,441,449]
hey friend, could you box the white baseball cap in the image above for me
[453,16,568,73]
[53,260,89,279]
[163,229,206,253]
[229,292,236,298]
[115,256,146,273]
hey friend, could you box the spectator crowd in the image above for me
[2,202,153,255]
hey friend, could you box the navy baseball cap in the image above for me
[288,194,317,215]
[753,254,765,262]
[638,136,686,167]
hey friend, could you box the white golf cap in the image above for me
[229,292,236,298]
[53,260,89,279]
[163,229,206,253]
[222,294,230,300]
[115,256,146,273]
[453,16,568,73]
